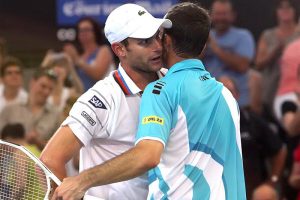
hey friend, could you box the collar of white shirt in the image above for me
[113,65,166,96]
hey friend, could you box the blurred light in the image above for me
[57,28,76,41]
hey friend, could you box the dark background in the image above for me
[0,0,292,68]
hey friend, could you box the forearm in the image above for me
[78,146,154,190]
[214,47,249,73]
[255,48,281,70]
[40,126,82,180]
[76,60,108,81]
[69,68,84,94]
[290,175,300,188]
[41,155,68,180]
[287,112,300,136]
[270,146,287,179]
[289,162,300,189]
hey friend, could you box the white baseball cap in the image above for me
[104,4,172,44]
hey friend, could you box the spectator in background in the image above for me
[0,37,6,78]
[255,0,299,117]
[202,0,255,109]
[273,40,300,199]
[0,123,40,157]
[0,57,27,113]
[219,76,286,200]
[248,69,263,114]
[63,17,114,91]
[41,51,83,112]
[274,39,300,129]
[0,68,61,150]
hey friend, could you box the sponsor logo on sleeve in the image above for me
[88,95,107,109]
[142,116,164,125]
[199,75,209,81]
[152,81,166,95]
[81,111,96,126]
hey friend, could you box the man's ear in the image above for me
[164,34,172,48]
[111,43,126,58]
[163,34,173,55]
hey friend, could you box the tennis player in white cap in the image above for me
[41,3,171,200]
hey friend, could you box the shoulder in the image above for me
[98,45,112,56]
[146,74,179,93]
[231,27,254,39]
[285,38,300,52]
[19,88,28,97]
[261,27,276,38]
[78,73,127,110]
[2,104,24,112]
[143,78,171,100]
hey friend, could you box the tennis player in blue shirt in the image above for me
[52,2,246,200]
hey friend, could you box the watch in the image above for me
[271,175,279,183]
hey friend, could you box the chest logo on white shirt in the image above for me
[88,95,107,109]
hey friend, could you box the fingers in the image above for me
[50,177,86,200]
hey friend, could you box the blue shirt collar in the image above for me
[166,59,205,75]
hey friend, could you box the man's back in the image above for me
[136,59,245,199]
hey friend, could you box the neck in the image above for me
[278,20,296,31]
[28,97,44,114]
[82,42,98,54]
[4,87,19,101]
[121,63,158,91]
[165,52,186,69]
[215,27,230,36]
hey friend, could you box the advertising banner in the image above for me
[57,0,178,26]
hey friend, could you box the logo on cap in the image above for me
[138,10,146,16]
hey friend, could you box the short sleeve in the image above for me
[135,81,173,147]
[62,87,110,146]
[235,30,255,60]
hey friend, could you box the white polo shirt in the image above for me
[62,65,163,199]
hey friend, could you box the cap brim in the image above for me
[130,18,172,39]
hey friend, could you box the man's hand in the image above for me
[51,176,87,200]
[63,43,80,64]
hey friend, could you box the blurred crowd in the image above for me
[2,0,300,199]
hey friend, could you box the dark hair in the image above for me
[1,56,23,77]
[274,0,299,22]
[120,38,129,48]
[76,17,107,47]
[32,68,57,82]
[211,0,235,11]
[165,2,211,57]
[1,123,25,140]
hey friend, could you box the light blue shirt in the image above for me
[136,59,246,200]
[203,27,255,107]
